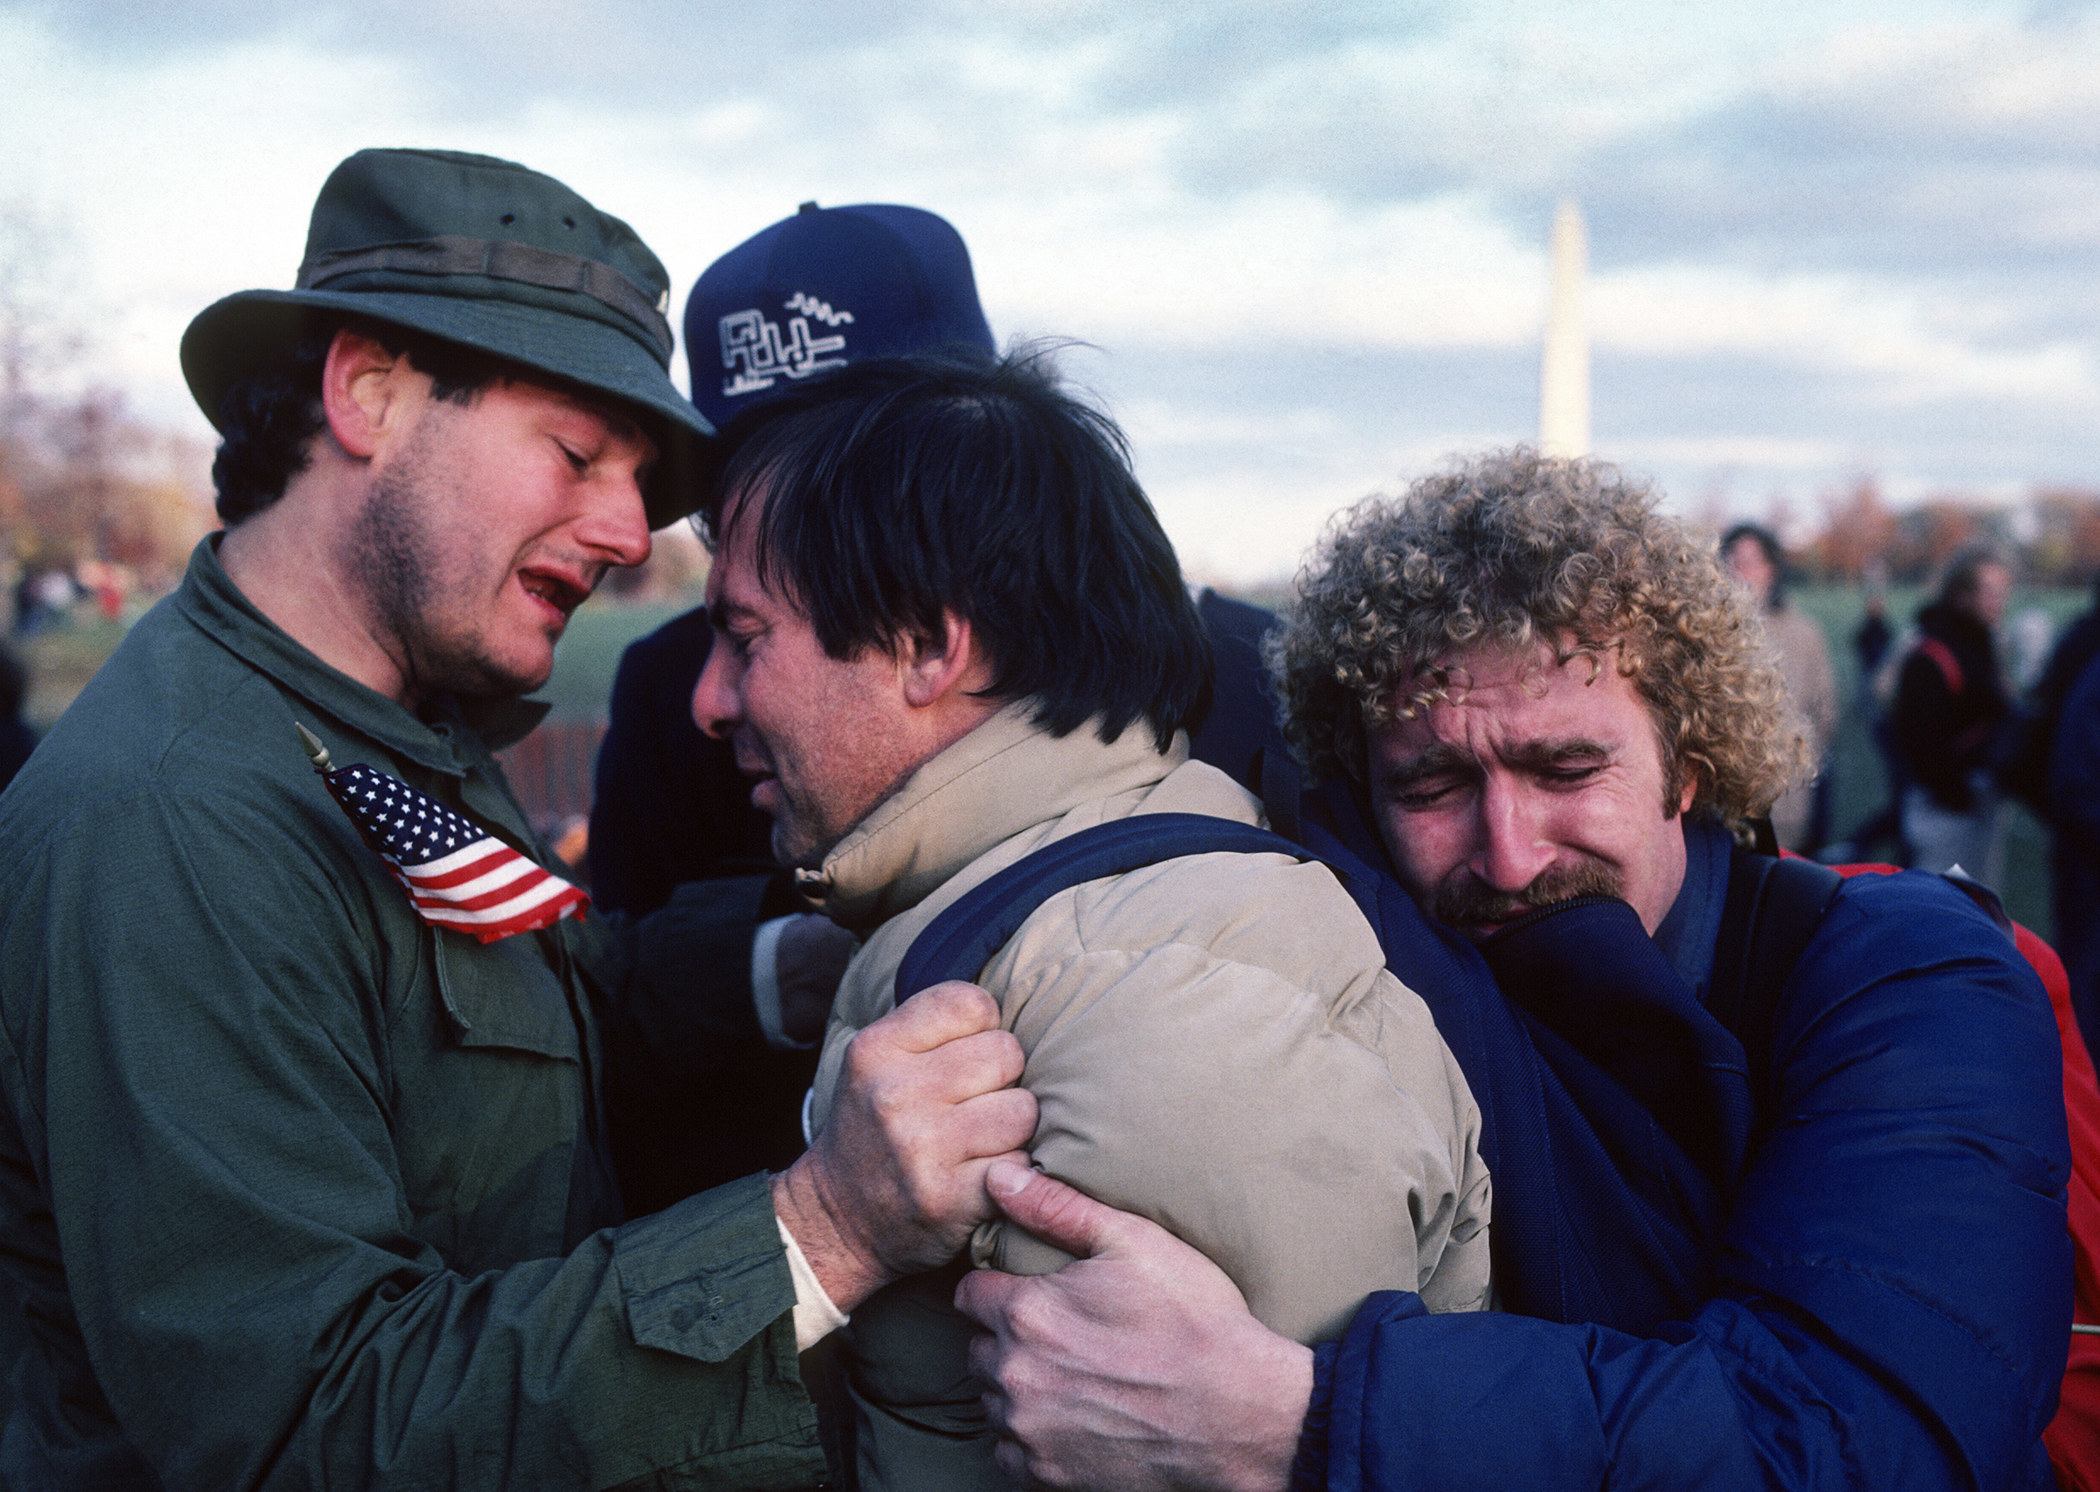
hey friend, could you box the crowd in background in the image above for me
[7,454,2100,1043]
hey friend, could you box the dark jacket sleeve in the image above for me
[2052,655,2100,853]
[591,874,825,1210]
[1306,871,2071,1491]
[588,607,777,917]
[585,611,823,1205]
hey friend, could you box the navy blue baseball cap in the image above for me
[683,201,996,431]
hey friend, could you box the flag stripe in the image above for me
[419,883,588,935]
[316,757,588,945]
[405,848,525,882]
[418,881,581,926]
[403,853,541,898]
[407,840,526,882]
[410,869,560,915]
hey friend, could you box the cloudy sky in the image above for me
[3,0,2098,584]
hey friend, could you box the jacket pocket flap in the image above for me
[434,931,581,1059]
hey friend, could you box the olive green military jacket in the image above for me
[0,539,824,1490]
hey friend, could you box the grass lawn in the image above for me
[531,596,698,720]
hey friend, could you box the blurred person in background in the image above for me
[1892,545,2015,881]
[1854,582,1894,678]
[1723,523,1836,851]
[2013,607,2060,693]
[1832,579,1909,863]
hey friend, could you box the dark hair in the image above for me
[210,317,508,524]
[1938,543,2009,608]
[1720,521,1787,612]
[697,348,1210,751]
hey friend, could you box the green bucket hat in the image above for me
[180,147,711,530]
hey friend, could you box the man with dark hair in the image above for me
[589,201,1002,1208]
[588,202,1290,1207]
[958,451,2068,1492]
[693,350,1492,1491]
[0,148,1037,1489]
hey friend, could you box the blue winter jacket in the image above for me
[1296,808,2071,1491]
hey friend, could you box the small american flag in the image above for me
[299,725,587,943]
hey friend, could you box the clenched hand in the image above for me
[773,981,1035,1312]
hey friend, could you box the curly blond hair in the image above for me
[1269,449,1810,827]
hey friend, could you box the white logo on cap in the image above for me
[719,293,854,397]
[785,291,854,328]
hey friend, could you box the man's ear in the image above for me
[1670,756,1700,818]
[900,609,990,709]
[319,328,412,461]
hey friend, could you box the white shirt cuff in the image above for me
[776,1214,850,1351]
[751,915,817,1050]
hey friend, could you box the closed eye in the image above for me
[1383,765,1474,810]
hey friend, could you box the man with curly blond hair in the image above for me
[957,450,2071,1492]
[1274,449,1809,855]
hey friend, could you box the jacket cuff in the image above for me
[776,1213,849,1349]
[614,1171,797,1363]
[1289,1339,1339,1491]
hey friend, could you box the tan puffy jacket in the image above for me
[803,703,1492,1490]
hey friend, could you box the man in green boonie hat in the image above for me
[0,147,1033,1488]
[182,145,711,534]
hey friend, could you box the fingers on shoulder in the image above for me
[878,980,1003,1051]
[958,1089,1039,1156]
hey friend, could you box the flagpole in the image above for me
[294,722,333,773]
[1540,197,1591,459]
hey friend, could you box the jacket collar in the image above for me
[172,534,549,773]
[1649,814,1731,1002]
[797,700,1184,931]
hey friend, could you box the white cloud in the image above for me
[9,0,2100,584]
[1592,263,2100,407]
[976,190,1546,352]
